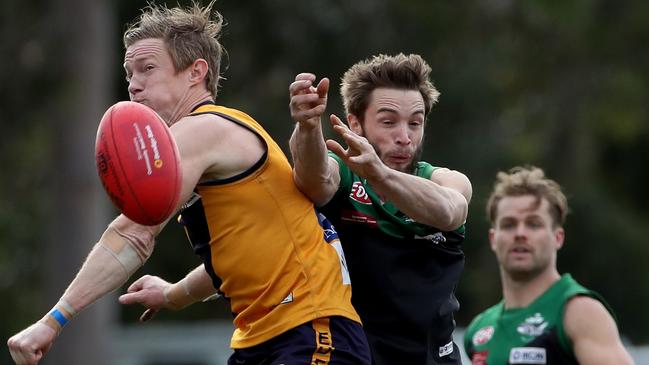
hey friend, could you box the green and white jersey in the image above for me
[319,153,466,365]
[463,274,613,365]
[325,153,465,239]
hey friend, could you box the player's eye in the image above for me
[499,219,516,230]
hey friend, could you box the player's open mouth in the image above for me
[387,154,411,163]
[510,246,531,254]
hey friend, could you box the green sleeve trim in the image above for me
[416,161,437,179]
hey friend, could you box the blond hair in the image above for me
[123,1,224,98]
[487,166,568,227]
[340,53,440,121]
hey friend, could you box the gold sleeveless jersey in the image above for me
[179,103,359,349]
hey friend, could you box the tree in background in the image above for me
[1,0,115,364]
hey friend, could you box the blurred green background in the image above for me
[2,0,648,364]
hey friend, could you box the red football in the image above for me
[95,101,182,225]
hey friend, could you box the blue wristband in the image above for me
[50,309,69,327]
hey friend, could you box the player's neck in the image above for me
[168,89,213,126]
[501,268,561,310]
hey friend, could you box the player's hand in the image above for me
[289,73,329,129]
[326,114,387,181]
[118,274,175,322]
[7,322,57,365]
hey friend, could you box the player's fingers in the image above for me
[292,105,326,122]
[126,275,152,292]
[290,93,322,109]
[294,72,316,82]
[289,79,314,96]
[347,154,372,165]
[326,139,346,159]
[329,114,354,135]
[8,342,40,365]
[118,291,145,305]
[332,122,367,151]
[316,78,330,98]
[139,308,158,322]
[332,124,361,148]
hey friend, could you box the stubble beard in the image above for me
[360,128,425,175]
[503,257,548,283]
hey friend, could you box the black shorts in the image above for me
[228,316,371,365]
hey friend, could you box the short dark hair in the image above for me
[340,53,440,121]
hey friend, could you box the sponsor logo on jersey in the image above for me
[509,347,546,364]
[317,212,339,243]
[470,350,488,365]
[340,209,378,226]
[350,181,372,204]
[517,313,548,337]
[439,341,454,357]
[472,325,495,346]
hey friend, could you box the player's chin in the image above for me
[386,160,413,173]
[504,264,540,280]
[383,157,412,173]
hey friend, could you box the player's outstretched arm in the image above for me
[565,296,635,365]
[289,73,340,206]
[7,100,216,364]
[7,214,161,365]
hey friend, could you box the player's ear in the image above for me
[348,114,363,135]
[488,228,497,252]
[554,226,565,250]
[188,59,208,84]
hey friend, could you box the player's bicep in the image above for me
[565,296,634,365]
[170,119,216,210]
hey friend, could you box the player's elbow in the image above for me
[109,215,158,261]
[433,198,468,232]
[293,170,336,207]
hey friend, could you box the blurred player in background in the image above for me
[463,166,634,365]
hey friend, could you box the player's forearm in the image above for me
[368,168,468,231]
[46,216,157,331]
[165,265,218,309]
[290,123,336,205]
[60,242,137,310]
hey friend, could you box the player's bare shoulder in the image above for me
[564,295,614,332]
[171,112,266,181]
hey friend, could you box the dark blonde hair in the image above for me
[487,166,568,227]
[123,1,224,98]
[340,53,440,121]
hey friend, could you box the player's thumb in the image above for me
[317,77,330,98]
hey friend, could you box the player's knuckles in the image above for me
[128,275,150,289]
